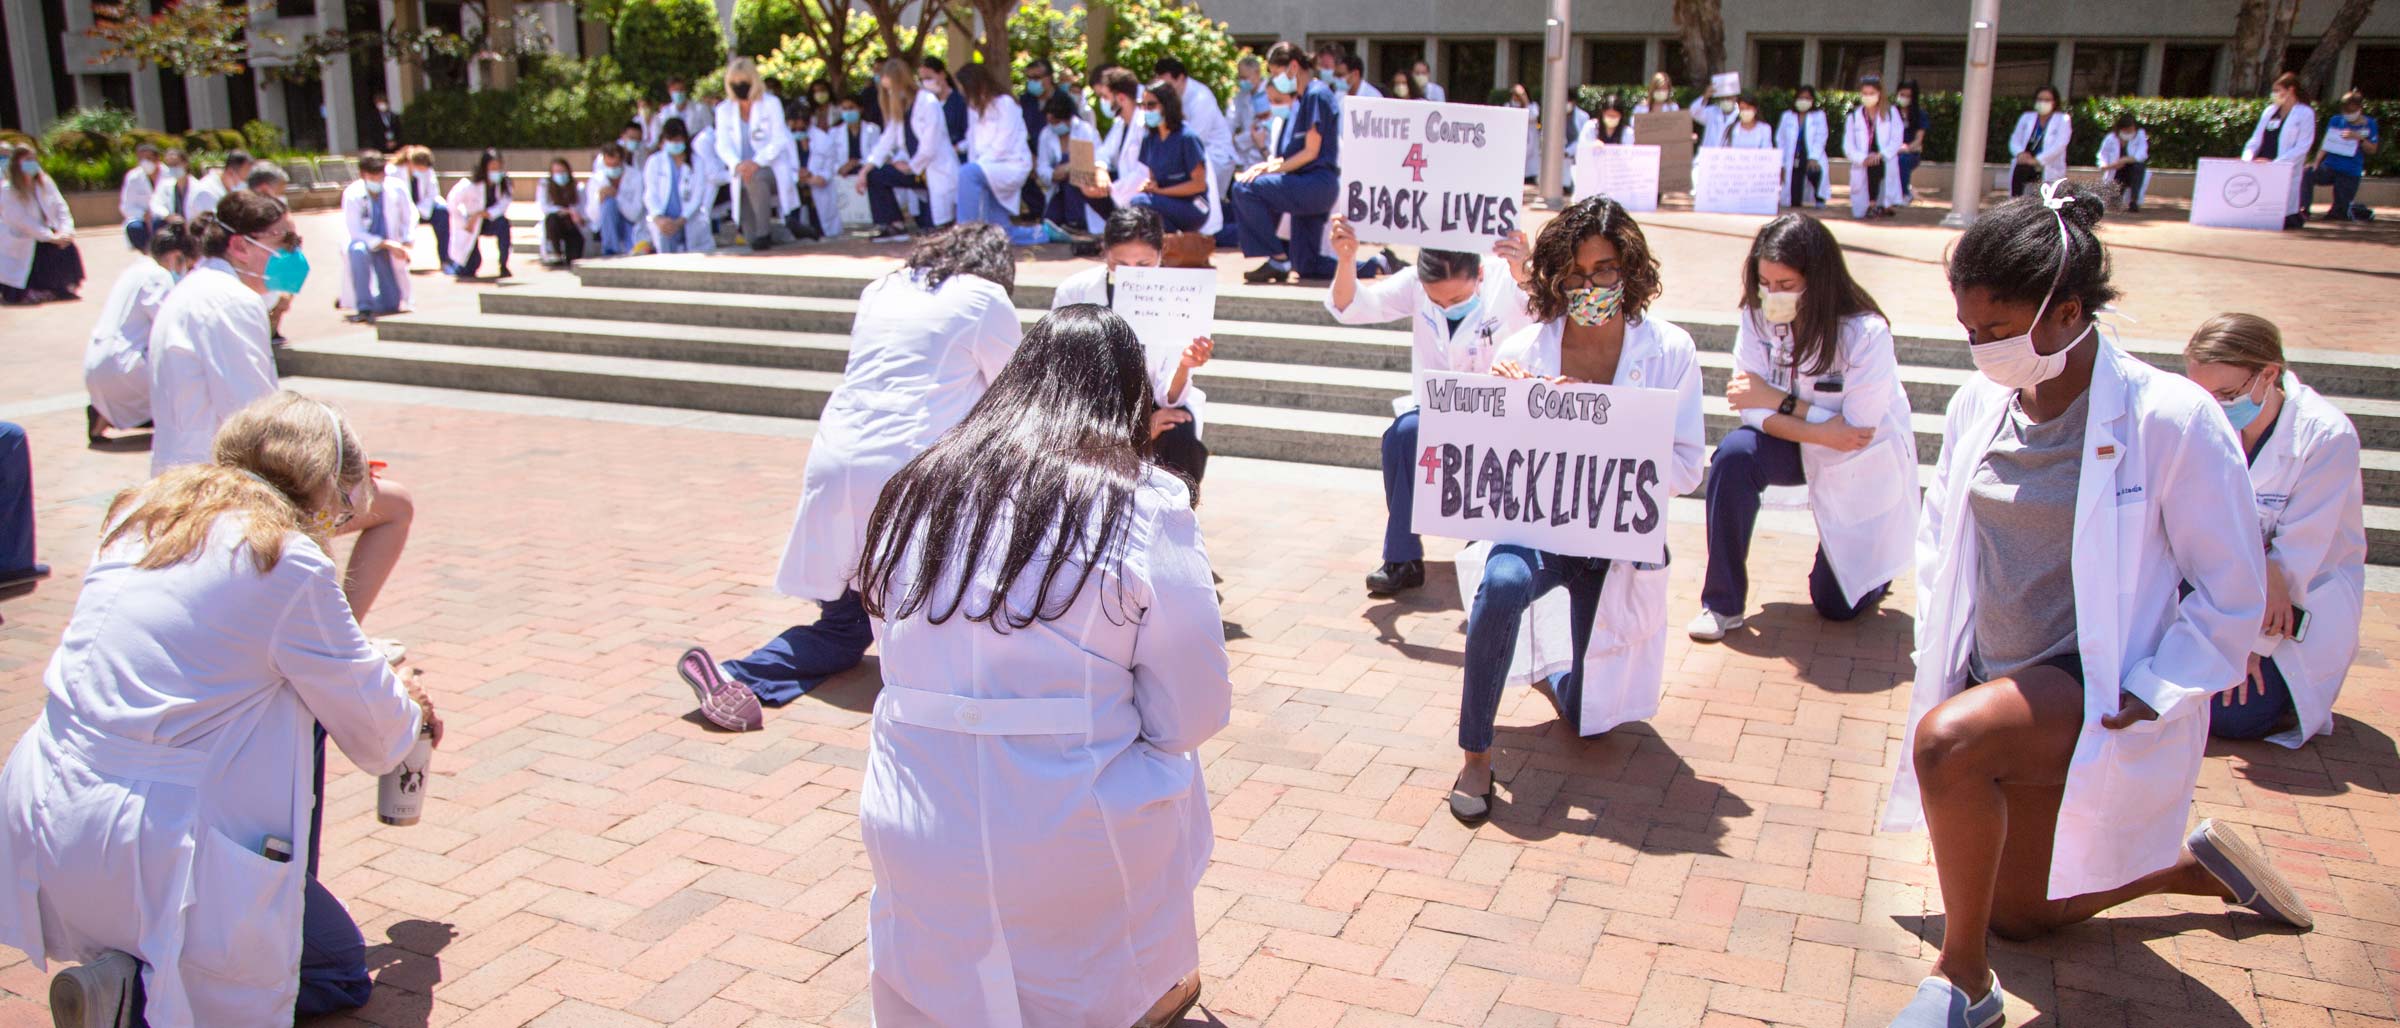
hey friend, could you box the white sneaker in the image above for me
[1686,608,1745,641]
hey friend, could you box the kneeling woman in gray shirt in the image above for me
[1878,181,2305,1028]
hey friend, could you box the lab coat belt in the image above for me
[878,685,1093,737]
[43,710,209,787]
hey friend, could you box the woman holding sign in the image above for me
[1883,183,2302,1028]
[1051,207,1217,488]
[1326,216,1537,597]
[1446,196,1706,825]
[1687,213,1915,642]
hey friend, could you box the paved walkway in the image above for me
[0,213,2394,1027]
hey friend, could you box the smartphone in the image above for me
[2289,605,2310,644]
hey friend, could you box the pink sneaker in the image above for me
[677,647,763,732]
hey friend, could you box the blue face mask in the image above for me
[16,157,38,177]
[671,90,688,104]
[251,236,309,295]
[1438,292,1482,324]
[1050,122,1072,138]
[840,109,860,124]
[1028,80,1046,97]
[603,164,624,180]
[664,141,687,156]
[551,171,571,186]
[1331,79,1350,96]
[1141,110,1163,128]
[2221,394,2264,430]
[1317,68,1336,83]
[1268,102,1293,121]
[1271,72,1297,94]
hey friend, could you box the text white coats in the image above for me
[1456,316,1707,734]
[1054,267,1208,432]
[0,175,73,289]
[1036,120,1105,233]
[1845,105,1907,216]
[1777,110,1831,206]
[2008,111,2074,186]
[1729,310,1917,605]
[1323,266,1536,397]
[966,97,1034,208]
[2243,103,2317,216]
[715,93,802,217]
[337,180,417,312]
[641,156,716,253]
[1891,339,2266,899]
[773,271,1023,600]
[869,90,962,225]
[119,164,161,224]
[0,514,422,1027]
[2244,373,2366,748]
[862,468,1228,1026]
[85,255,175,428]
[2097,129,2152,206]
[442,176,510,269]
[146,260,277,475]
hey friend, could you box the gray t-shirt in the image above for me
[1967,388,2088,682]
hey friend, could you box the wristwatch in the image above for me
[1777,394,1798,416]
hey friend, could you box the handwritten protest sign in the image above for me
[1067,138,1097,189]
[1572,142,1660,212]
[1634,111,1694,193]
[1693,146,1782,215]
[1336,96,1528,251]
[2190,156,2296,230]
[1710,72,1741,98]
[1410,372,1679,564]
[1108,266,1216,377]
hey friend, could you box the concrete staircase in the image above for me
[279,254,2400,565]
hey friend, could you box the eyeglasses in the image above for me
[1562,263,1623,289]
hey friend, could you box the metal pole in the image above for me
[1941,0,2001,228]
[1537,0,1571,208]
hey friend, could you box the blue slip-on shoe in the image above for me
[1887,972,2002,1028]
[2187,818,2313,929]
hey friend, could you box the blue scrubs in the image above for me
[1130,128,1209,231]
[1232,88,1342,278]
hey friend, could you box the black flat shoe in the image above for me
[0,563,50,591]
[86,405,104,445]
[1365,559,1424,595]
[1243,261,1290,284]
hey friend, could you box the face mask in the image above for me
[1717,99,1737,115]
[1414,73,1429,86]
[1794,98,1814,112]
[1027,80,1046,97]
[139,159,158,175]
[1603,114,1622,128]
[604,164,624,180]
[551,171,571,185]
[251,237,310,295]
[814,90,832,103]
[841,109,861,124]
[1140,109,1163,128]
[1438,292,1481,323]
[228,178,247,192]
[1759,288,1801,325]
[1652,89,1670,103]
[665,141,688,156]
[1318,68,1336,83]
[375,103,389,113]
[2117,129,2134,140]
[1738,109,1757,125]
[1269,102,1293,120]
[1860,93,1881,107]
[364,178,384,195]
[163,166,183,181]
[1050,122,1071,138]
[732,81,753,101]
[1332,79,1350,96]
[1895,95,1912,109]
[1971,190,2090,389]
[2035,100,2055,116]
[671,90,688,104]
[1272,72,1298,94]
[1566,282,1623,327]
[2221,390,2265,431]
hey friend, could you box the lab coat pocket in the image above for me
[184,825,302,988]
[1593,561,1672,652]
[2113,502,2151,586]
[1809,441,1907,528]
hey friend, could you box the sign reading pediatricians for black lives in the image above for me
[1337,96,1527,252]
[1410,372,1679,564]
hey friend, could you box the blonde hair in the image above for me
[101,391,371,573]
[2184,312,2284,373]
[398,144,434,168]
[1648,71,1674,93]
[878,57,918,127]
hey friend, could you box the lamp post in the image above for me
[1537,0,1572,208]
[1942,0,2002,228]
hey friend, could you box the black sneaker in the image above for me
[1243,261,1291,284]
[1365,559,1424,595]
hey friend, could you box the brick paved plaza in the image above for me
[0,208,2396,1026]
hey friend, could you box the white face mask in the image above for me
[1651,89,1670,103]
[1970,188,2092,389]
[1760,287,1801,325]
[2035,100,2056,116]
[1793,98,1814,112]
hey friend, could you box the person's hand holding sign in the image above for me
[1491,230,1532,288]
[1179,337,1215,371]
[1328,216,1359,263]
[1489,360,1531,380]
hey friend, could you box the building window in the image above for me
[1991,42,2058,101]
[1444,39,1496,104]
[2354,44,2400,99]
[1902,41,1967,93]
[1372,40,1424,85]
[2071,42,2143,99]
[2158,44,2218,97]
[97,73,136,112]
[1585,38,1645,87]
[1753,39,1802,91]
[2283,42,2314,75]
[1658,39,1694,87]
[1513,38,1546,97]
[276,0,315,17]
[1818,38,1887,90]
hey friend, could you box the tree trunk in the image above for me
[2230,0,2301,95]
[1085,0,1111,78]
[971,0,1014,71]
[2299,0,2376,100]
[1671,0,1725,83]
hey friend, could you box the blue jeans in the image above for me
[956,163,1051,245]
[1699,427,1887,620]
[2209,656,2297,740]
[423,203,453,273]
[597,201,634,255]
[298,729,374,1017]
[0,423,32,575]
[345,241,402,314]
[1130,192,1207,231]
[2305,166,2363,220]
[1380,409,1423,563]
[1898,152,1921,196]
[124,218,151,251]
[725,589,875,704]
[1232,169,1338,278]
[455,216,509,276]
[1461,545,1605,752]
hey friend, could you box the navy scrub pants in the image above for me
[1231,169,1338,278]
[1698,427,1887,621]
[724,589,876,704]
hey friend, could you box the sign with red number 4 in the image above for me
[1336,96,1528,252]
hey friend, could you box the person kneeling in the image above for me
[1050,207,1214,491]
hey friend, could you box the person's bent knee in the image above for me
[1813,593,1869,623]
[1476,549,1539,607]
[1911,700,1994,786]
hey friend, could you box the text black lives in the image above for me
[1434,445,1664,534]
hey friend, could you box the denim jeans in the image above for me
[597,201,635,255]
[298,728,374,1017]
[345,241,402,314]
[0,423,33,575]
[956,163,1051,244]
[1699,427,1887,620]
[1459,545,1606,752]
[424,202,453,273]
[2305,165,2363,220]
[725,589,876,704]
[1379,409,1423,563]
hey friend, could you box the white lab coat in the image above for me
[0,175,73,289]
[1053,267,1209,434]
[1727,310,1918,606]
[862,466,1228,1027]
[1454,316,1708,734]
[185,173,234,220]
[1721,119,1775,150]
[811,121,881,234]
[1575,117,1636,147]
[1778,110,1832,206]
[2096,129,2152,206]
[1423,81,1448,103]
[1890,339,2266,899]
[651,100,713,146]
[1521,107,1542,179]
[146,260,277,475]
[442,176,510,269]
[2008,111,2074,187]
[1097,109,1153,206]
[85,255,175,428]
[2242,103,2317,216]
[1632,99,1681,114]
[1181,78,1236,191]
[0,512,422,1028]
[402,166,442,223]
[337,179,417,312]
[1036,120,1105,233]
[119,164,161,225]
[868,90,961,226]
[965,97,1034,210]
[641,155,717,253]
[1692,104,1735,148]
[584,162,644,224]
[714,93,803,217]
[1323,266,1536,397]
[773,270,1022,601]
[149,173,195,222]
[1845,105,1907,216]
[2243,373,2366,748]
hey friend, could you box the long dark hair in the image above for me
[1524,195,1660,324]
[856,305,1159,629]
[1739,214,1885,376]
[903,222,1016,296]
[544,157,577,209]
[957,62,1004,114]
[1147,79,1185,135]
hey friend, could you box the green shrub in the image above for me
[406,56,645,148]
[1108,0,1241,101]
[733,0,803,62]
[123,129,181,154]
[612,0,725,93]
[239,119,288,156]
[42,106,138,147]
[38,151,139,191]
[1009,0,1084,84]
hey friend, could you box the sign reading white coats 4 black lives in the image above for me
[1336,96,1529,252]
[1410,372,1679,564]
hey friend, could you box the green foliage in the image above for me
[239,119,288,156]
[87,0,255,78]
[1107,0,1240,101]
[38,151,141,191]
[611,0,726,92]
[761,20,878,98]
[1008,0,1084,83]
[406,56,646,149]
[734,0,805,60]
[48,106,141,139]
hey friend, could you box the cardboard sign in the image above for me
[1409,372,1680,564]
[1693,146,1783,215]
[1335,95,1529,251]
[1571,142,1660,212]
[1067,138,1097,189]
[1108,265,1216,376]
[2190,156,2296,231]
[1710,72,1741,98]
[1635,110,1694,193]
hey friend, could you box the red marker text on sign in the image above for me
[1421,445,1443,485]
[1400,143,1428,182]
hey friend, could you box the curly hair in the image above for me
[904,222,1016,297]
[1522,195,1661,324]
